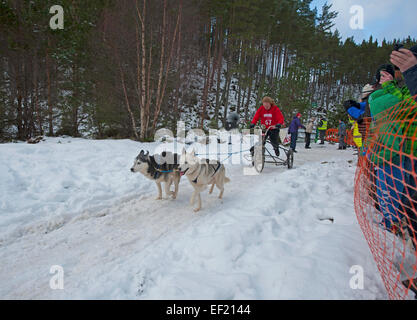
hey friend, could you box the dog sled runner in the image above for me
[249,126,294,173]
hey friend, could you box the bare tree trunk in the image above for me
[33,55,43,136]
[214,57,222,128]
[244,54,255,122]
[151,0,181,133]
[258,39,269,100]
[200,18,213,129]
[136,0,148,140]
[173,0,183,128]
[118,58,139,140]
[72,63,79,137]
[46,43,54,136]
[16,60,24,140]
[154,0,167,124]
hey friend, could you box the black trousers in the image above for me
[251,128,280,156]
[266,128,280,152]
[305,132,311,148]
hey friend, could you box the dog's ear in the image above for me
[138,150,148,162]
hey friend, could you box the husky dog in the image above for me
[131,150,181,200]
[179,149,230,212]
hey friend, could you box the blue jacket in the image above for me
[347,102,367,120]
[289,117,305,134]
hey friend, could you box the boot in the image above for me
[274,148,280,157]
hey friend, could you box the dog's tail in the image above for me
[224,177,231,184]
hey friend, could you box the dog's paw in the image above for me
[155,196,163,200]
[193,208,201,213]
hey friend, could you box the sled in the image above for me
[251,126,294,173]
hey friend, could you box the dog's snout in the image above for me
[130,168,134,172]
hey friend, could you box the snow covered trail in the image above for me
[0,138,387,299]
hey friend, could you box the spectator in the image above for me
[305,118,315,149]
[343,85,375,154]
[288,113,306,153]
[367,64,412,232]
[225,112,240,131]
[348,116,362,153]
[317,117,327,145]
[343,84,374,124]
[389,45,417,246]
[359,84,375,140]
[361,83,376,105]
[338,120,347,150]
[390,45,417,97]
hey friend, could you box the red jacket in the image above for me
[251,105,284,129]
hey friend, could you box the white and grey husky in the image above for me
[179,149,230,212]
[131,150,181,200]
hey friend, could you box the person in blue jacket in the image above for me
[288,113,306,153]
[343,83,375,124]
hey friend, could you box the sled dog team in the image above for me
[131,149,230,212]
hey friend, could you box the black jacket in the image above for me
[403,64,417,98]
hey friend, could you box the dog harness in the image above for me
[192,161,221,184]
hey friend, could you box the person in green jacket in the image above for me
[368,64,412,165]
[375,62,417,248]
[367,64,411,232]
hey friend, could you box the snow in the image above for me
[0,137,388,299]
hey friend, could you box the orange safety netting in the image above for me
[354,97,417,299]
[325,128,355,146]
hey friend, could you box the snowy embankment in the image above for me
[0,137,387,299]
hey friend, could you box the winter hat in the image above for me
[361,84,375,100]
[296,112,301,117]
[372,64,395,85]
